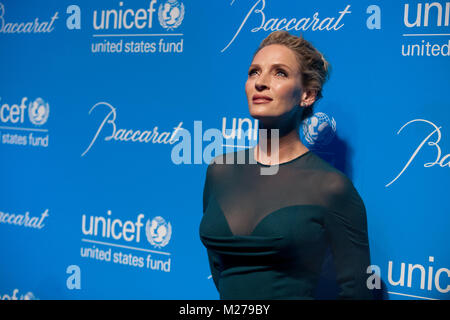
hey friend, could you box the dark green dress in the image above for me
[199,147,373,299]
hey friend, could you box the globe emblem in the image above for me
[158,0,185,30]
[302,112,336,148]
[145,216,172,248]
[28,98,49,126]
[23,292,37,300]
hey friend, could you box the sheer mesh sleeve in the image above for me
[202,162,221,291]
[322,172,373,299]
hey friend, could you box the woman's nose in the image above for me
[255,72,270,91]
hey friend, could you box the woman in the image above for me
[199,31,372,299]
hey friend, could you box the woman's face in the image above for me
[245,44,310,124]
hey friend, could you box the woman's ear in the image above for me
[300,89,317,107]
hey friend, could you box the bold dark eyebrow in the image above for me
[248,63,293,72]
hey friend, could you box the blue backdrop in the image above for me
[1,0,449,300]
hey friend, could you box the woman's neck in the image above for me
[254,125,309,165]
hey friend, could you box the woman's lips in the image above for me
[252,95,273,104]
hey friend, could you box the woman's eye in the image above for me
[248,69,258,76]
[276,70,287,77]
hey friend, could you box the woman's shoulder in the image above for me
[205,149,247,179]
[306,151,358,199]
[308,155,366,218]
[207,148,251,167]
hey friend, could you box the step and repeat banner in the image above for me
[0,0,449,300]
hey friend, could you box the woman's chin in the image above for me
[249,109,279,121]
[249,105,274,117]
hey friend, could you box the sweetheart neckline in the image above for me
[210,197,325,237]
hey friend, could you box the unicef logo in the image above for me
[22,292,37,300]
[158,0,184,30]
[145,216,172,248]
[28,98,49,126]
[302,112,336,147]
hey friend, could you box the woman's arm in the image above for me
[202,163,221,291]
[323,172,373,299]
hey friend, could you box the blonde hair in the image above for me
[254,31,330,121]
